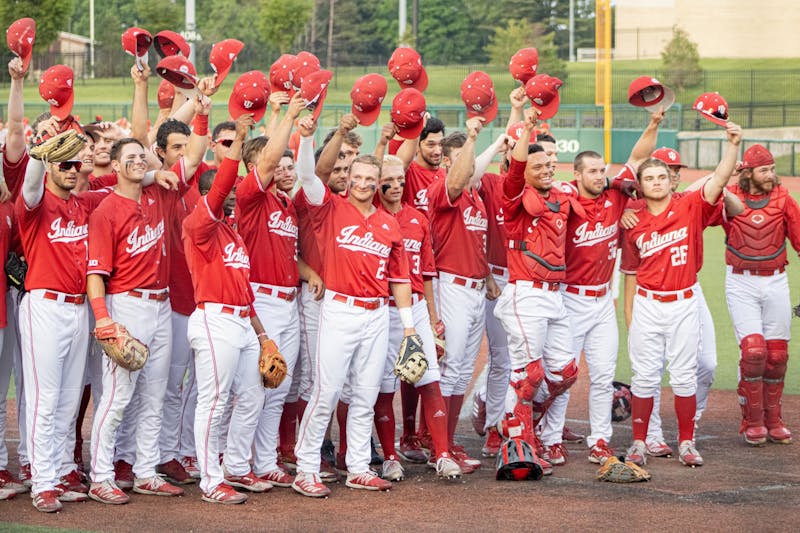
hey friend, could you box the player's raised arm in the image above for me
[373,122,399,160]
[445,117,483,202]
[5,57,27,163]
[295,116,326,205]
[505,107,539,198]
[506,86,527,130]
[255,93,305,188]
[315,113,359,181]
[182,92,212,180]
[470,133,508,189]
[626,107,665,170]
[702,122,742,204]
[130,63,151,146]
[205,114,252,218]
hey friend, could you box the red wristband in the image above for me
[90,297,109,321]
[193,114,209,137]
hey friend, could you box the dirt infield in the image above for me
[1,347,798,532]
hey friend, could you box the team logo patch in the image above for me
[751,214,765,224]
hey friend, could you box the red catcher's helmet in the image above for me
[495,438,543,481]
[612,381,632,422]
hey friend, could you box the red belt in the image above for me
[565,285,608,298]
[332,293,387,310]
[731,266,785,276]
[43,291,86,305]
[450,276,485,290]
[637,287,693,303]
[198,302,250,318]
[128,289,169,302]
[389,293,423,307]
[490,266,508,277]
[256,286,297,302]
[517,279,560,292]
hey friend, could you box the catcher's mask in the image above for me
[612,381,632,422]
[495,438,542,481]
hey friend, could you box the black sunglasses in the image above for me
[216,139,234,148]
[58,161,82,171]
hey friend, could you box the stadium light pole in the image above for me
[399,0,407,45]
[89,0,95,78]
[569,0,575,62]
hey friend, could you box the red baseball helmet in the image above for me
[740,144,775,170]
[157,79,175,110]
[461,71,498,123]
[350,73,387,126]
[155,55,198,90]
[154,30,189,58]
[391,88,426,140]
[210,39,244,88]
[269,54,298,95]
[495,438,543,481]
[121,27,152,70]
[388,47,428,92]
[651,147,687,168]
[291,51,321,92]
[39,65,75,120]
[301,69,333,121]
[628,76,675,113]
[6,18,36,72]
[509,47,539,84]
[525,74,563,120]
[506,121,537,145]
[228,71,270,122]
[694,92,729,127]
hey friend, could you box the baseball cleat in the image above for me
[259,468,294,488]
[55,483,89,503]
[451,445,481,469]
[543,443,568,466]
[0,469,28,494]
[435,455,462,479]
[398,435,429,463]
[678,440,704,467]
[767,423,792,444]
[60,470,89,494]
[114,460,134,491]
[32,490,63,513]
[0,488,16,501]
[292,472,331,498]
[19,464,32,488]
[625,440,647,466]
[381,459,405,482]
[742,425,768,446]
[133,476,185,496]
[645,440,673,457]
[535,454,553,476]
[158,459,195,485]
[89,480,130,505]
[471,390,487,436]
[180,456,201,479]
[562,426,585,444]
[202,482,248,505]
[319,459,339,483]
[588,439,614,465]
[345,471,392,491]
[482,427,503,458]
[225,470,273,493]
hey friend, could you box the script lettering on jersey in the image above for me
[636,227,688,259]
[47,217,88,244]
[463,207,488,232]
[572,221,617,248]
[267,211,298,238]
[415,189,429,209]
[336,225,391,257]
[403,238,422,253]
[222,241,250,269]
[125,220,165,257]
[496,207,504,226]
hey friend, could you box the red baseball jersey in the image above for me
[427,178,489,280]
[621,189,720,291]
[479,172,508,268]
[503,158,576,283]
[402,160,446,212]
[722,184,800,271]
[310,189,409,297]
[235,168,300,287]
[15,186,111,294]
[294,188,324,277]
[381,203,436,295]
[0,202,13,327]
[183,158,255,307]
[2,151,28,201]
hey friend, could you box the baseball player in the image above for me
[723,144,800,446]
[292,118,413,497]
[401,117,446,212]
[86,109,208,504]
[183,114,273,504]
[373,154,462,481]
[620,122,742,467]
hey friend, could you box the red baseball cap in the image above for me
[388,47,428,91]
[229,71,270,122]
[155,55,198,90]
[301,69,333,121]
[154,30,189,58]
[651,147,687,168]
[157,79,175,110]
[525,74,563,120]
[509,47,538,84]
[269,54,297,94]
[6,18,36,72]
[39,65,74,120]
[121,27,152,70]
[461,71,498,123]
[506,121,537,144]
[391,88,426,140]
[210,39,244,88]
[740,144,774,169]
[291,51,321,91]
[694,92,729,127]
[350,73,387,126]
[628,76,675,113]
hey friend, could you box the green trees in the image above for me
[661,26,702,91]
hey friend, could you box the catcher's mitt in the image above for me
[259,338,288,389]
[432,320,445,361]
[94,322,149,372]
[29,129,86,163]
[5,252,27,292]
[394,334,428,385]
[596,456,651,483]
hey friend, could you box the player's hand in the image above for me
[95,316,114,329]
[509,86,527,110]
[619,209,640,230]
[306,271,325,301]
[297,116,317,138]
[0,180,11,203]
[650,106,665,126]
[194,93,212,116]
[338,113,359,134]
[287,92,306,119]
[485,275,501,300]
[35,116,60,141]
[8,57,26,80]
[130,63,150,84]
[377,123,398,145]
[270,91,290,112]
[465,117,484,140]
[726,122,742,146]
[522,107,540,131]
[197,76,219,97]
[154,170,180,191]
[235,114,255,140]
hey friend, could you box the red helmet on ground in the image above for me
[495,438,543,481]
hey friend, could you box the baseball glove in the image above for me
[394,334,428,385]
[94,322,149,372]
[5,252,27,292]
[29,129,86,163]
[596,456,651,483]
[432,320,446,361]
[259,338,288,389]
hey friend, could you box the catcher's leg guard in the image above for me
[532,360,578,426]
[500,361,545,445]
[511,361,545,402]
[737,335,768,444]
[763,340,791,443]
